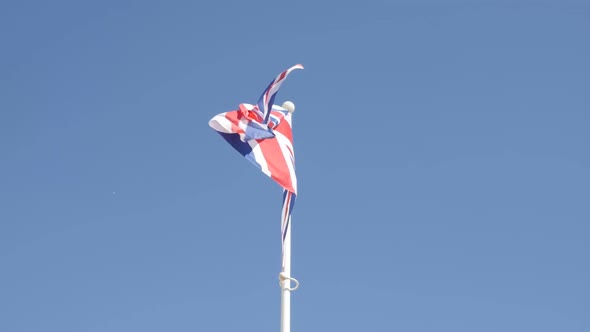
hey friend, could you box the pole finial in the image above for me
[282,101,295,113]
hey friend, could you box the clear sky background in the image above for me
[1,1,589,331]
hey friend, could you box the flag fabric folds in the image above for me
[209,103,297,194]
[208,65,303,269]
[208,64,302,195]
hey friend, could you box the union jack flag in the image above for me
[209,64,303,269]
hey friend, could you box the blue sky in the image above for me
[1,1,589,331]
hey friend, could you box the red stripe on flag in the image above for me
[224,110,243,134]
[258,138,294,193]
[274,115,293,143]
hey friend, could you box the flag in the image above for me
[208,64,302,194]
[209,64,303,270]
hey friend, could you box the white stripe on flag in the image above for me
[249,141,271,177]
[208,114,233,134]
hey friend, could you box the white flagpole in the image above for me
[280,216,293,332]
[280,217,299,332]
[280,102,299,332]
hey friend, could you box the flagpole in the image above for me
[280,102,299,332]
[280,216,299,332]
[280,216,292,332]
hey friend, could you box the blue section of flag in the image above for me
[244,121,275,141]
[218,132,251,156]
[218,131,265,177]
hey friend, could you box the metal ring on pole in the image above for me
[279,272,300,291]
